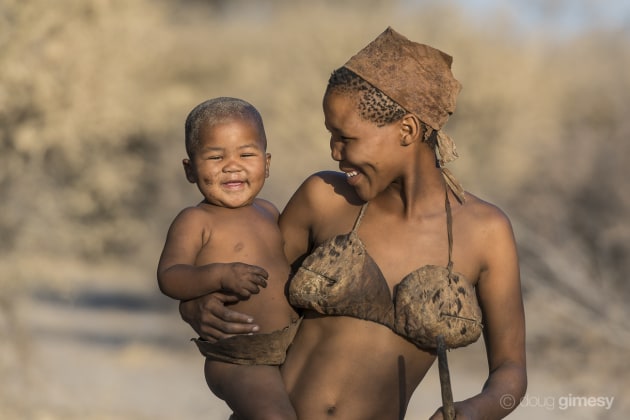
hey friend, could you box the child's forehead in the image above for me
[203,116,262,136]
[204,114,258,129]
[199,117,266,146]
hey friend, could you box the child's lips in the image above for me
[223,180,245,189]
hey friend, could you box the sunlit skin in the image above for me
[159,114,298,419]
[183,117,271,209]
[325,91,406,202]
[180,92,526,419]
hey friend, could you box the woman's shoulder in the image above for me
[294,171,364,208]
[282,171,364,236]
[301,170,350,189]
[459,192,516,244]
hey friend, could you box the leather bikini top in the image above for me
[288,190,482,350]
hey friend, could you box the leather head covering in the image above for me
[343,27,465,201]
[343,27,461,132]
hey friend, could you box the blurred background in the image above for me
[1,0,628,418]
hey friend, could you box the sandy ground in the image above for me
[1,277,627,420]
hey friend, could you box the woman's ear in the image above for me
[400,113,421,146]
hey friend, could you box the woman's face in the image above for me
[323,91,403,201]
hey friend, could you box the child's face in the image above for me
[183,117,270,208]
[323,91,403,201]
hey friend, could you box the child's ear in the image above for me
[182,158,196,183]
[265,153,271,178]
[400,114,421,146]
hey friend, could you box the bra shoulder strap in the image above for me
[351,202,369,233]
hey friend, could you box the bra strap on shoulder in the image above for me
[351,203,369,233]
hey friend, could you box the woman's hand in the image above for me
[179,292,259,342]
[428,400,477,420]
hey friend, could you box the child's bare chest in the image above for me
[197,210,285,266]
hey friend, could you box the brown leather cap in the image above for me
[343,27,461,131]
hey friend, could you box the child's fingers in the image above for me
[252,273,267,288]
[237,262,268,279]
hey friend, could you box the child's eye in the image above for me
[241,153,257,158]
[207,155,222,160]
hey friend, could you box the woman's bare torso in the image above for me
[280,173,489,418]
[282,314,435,420]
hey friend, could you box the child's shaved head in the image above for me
[185,97,267,157]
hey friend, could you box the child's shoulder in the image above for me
[164,205,216,239]
[170,205,214,226]
[254,198,280,220]
[177,203,211,216]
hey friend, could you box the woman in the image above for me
[181,27,526,419]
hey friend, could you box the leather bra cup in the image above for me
[288,191,482,350]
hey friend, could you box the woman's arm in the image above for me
[281,171,362,266]
[475,212,526,418]
[431,207,527,420]
[279,174,323,267]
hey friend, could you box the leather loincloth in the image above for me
[192,318,301,365]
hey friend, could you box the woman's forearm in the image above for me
[463,361,527,419]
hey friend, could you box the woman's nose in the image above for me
[330,138,343,161]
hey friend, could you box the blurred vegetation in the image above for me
[1,0,629,397]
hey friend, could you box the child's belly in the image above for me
[228,262,297,333]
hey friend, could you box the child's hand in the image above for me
[219,262,268,298]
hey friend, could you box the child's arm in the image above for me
[157,207,268,301]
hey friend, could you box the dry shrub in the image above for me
[1,0,181,284]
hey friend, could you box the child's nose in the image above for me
[223,156,243,171]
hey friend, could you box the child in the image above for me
[157,97,299,420]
